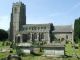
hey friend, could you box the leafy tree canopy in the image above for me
[0,29,8,41]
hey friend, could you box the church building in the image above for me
[9,2,73,45]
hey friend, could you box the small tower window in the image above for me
[14,7,17,13]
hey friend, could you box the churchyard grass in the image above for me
[0,41,80,60]
[0,52,9,58]
[22,55,57,60]
[22,55,80,60]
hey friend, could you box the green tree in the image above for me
[74,17,80,43]
[0,29,8,41]
[50,23,54,43]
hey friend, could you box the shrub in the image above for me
[16,47,25,56]
[10,43,16,49]
[6,41,10,46]
[2,41,5,46]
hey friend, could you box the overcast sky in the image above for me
[0,0,80,30]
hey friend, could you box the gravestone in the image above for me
[7,55,21,60]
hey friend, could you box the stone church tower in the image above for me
[9,2,26,42]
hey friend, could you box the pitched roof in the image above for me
[52,25,73,33]
[22,23,52,27]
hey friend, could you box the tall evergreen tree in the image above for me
[74,17,80,43]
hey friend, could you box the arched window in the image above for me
[27,33,30,40]
[32,27,33,30]
[44,27,46,29]
[29,27,31,30]
[41,27,43,29]
[34,27,36,30]
[32,33,37,39]
[66,35,68,39]
[58,39,60,43]
[22,33,30,42]
[16,36,20,43]
[41,33,44,39]
[61,38,64,42]
[22,34,27,42]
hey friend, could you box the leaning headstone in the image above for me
[7,54,21,60]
